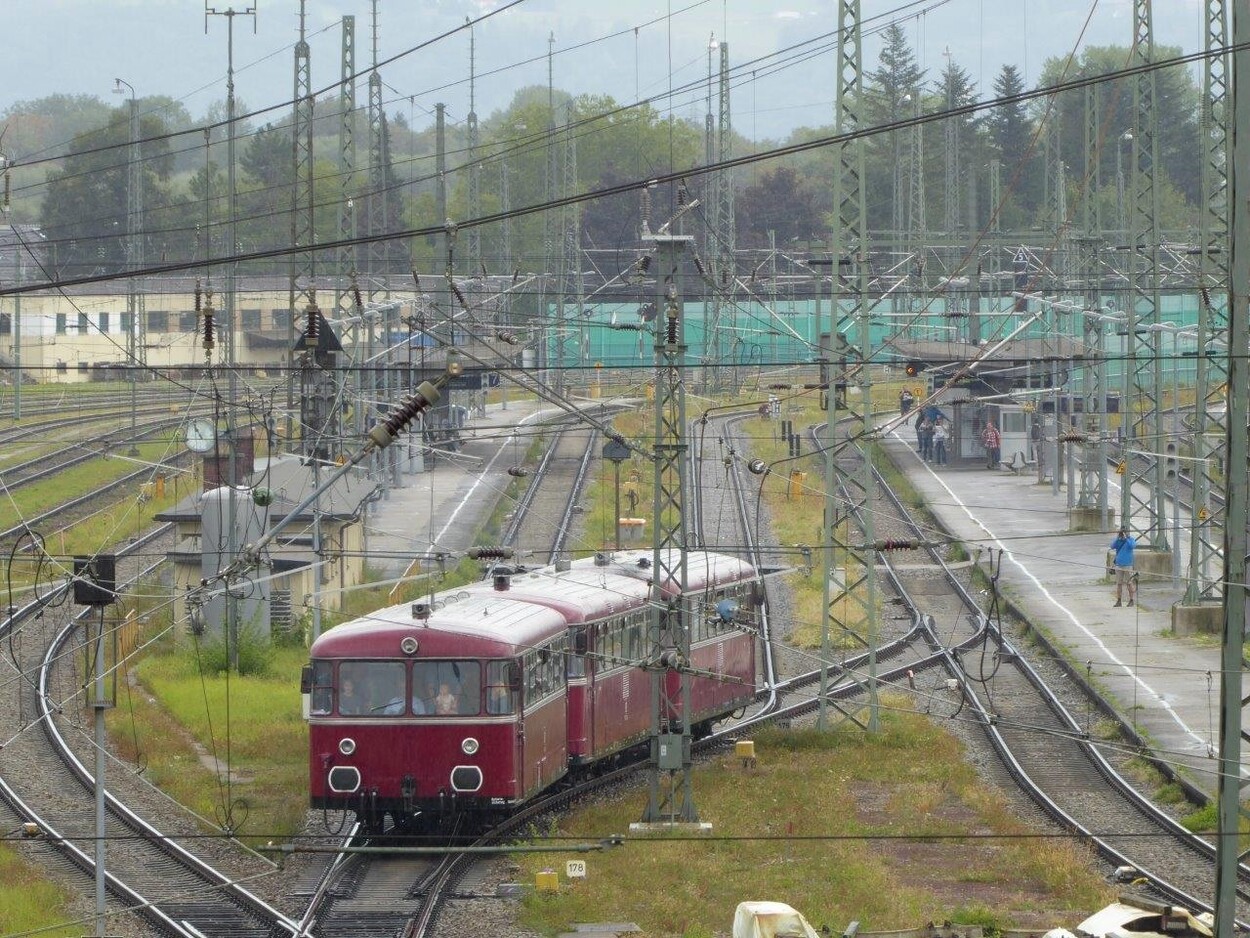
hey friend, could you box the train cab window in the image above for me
[413,660,481,715]
[486,661,519,714]
[309,660,333,715]
[338,661,406,716]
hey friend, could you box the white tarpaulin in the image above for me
[732,901,821,938]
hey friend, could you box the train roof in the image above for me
[496,565,653,622]
[578,549,756,593]
[310,593,569,659]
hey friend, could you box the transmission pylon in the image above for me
[1074,82,1109,529]
[466,19,481,279]
[288,0,315,412]
[335,15,357,322]
[1213,8,1249,932]
[558,105,584,381]
[1185,0,1229,604]
[542,32,558,391]
[941,48,960,245]
[637,234,699,825]
[820,0,878,734]
[1120,0,1169,554]
[366,0,389,301]
[907,93,926,313]
[706,41,734,389]
[702,36,719,386]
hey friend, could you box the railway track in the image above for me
[0,528,300,937]
[777,419,1247,920]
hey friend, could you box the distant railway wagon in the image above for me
[304,550,760,831]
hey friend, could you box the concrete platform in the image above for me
[881,429,1233,794]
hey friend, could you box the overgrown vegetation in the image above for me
[106,645,310,844]
[0,843,77,936]
[516,702,1115,937]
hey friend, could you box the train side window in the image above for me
[486,661,518,714]
[310,659,333,715]
[567,630,586,679]
[339,661,406,716]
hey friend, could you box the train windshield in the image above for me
[338,661,406,716]
[413,660,481,716]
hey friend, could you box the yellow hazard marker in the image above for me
[1116,461,1126,475]
[1198,505,1209,522]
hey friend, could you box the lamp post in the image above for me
[114,78,141,455]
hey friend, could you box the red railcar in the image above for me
[305,551,759,830]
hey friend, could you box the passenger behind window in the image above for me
[487,685,514,715]
[435,682,459,714]
[413,682,437,714]
[339,678,365,715]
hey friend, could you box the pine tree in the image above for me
[986,64,1037,221]
[864,23,926,232]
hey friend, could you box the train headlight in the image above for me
[338,737,357,756]
[461,737,480,755]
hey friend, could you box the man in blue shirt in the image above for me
[1110,528,1136,607]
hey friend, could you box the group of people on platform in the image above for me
[901,392,1000,469]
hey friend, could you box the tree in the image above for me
[1035,45,1199,225]
[864,24,926,233]
[737,166,824,247]
[40,107,179,278]
[986,64,1038,225]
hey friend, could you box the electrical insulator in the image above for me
[2,167,10,214]
[635,255,652,275]
[194,280,203,314]
[747,459,767,475]
[202,308,215,353]
[305,302,320,341]
[411,269,422,293]
[450,280,467,309]
[768,383,791,391]
[467,546,515,560]
[480,262,489,279]
[640,188,651,229]
[658,649,682,670]
[351,276,363,310]
[875,539,919,551]
[692,254,707,277]
[665,308,679,344]
[1060,431,1085,443]
[368,383,441,449]
[677,182,688,206]
[1200,286,1211,308]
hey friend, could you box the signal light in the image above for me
[904,362,924,378]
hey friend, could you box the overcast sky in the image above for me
[2,0,1205,151]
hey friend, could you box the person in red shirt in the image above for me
[981,420,1001,469]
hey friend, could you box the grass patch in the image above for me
[107,644,310,843]
[0,843,77,936]
[517,703,1114,936]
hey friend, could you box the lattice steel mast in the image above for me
[706,42,734,389]
[1213,8,1249,932]
[1186,0,1229,604]
[1120,0,1169,553]
[288,0,315,412]
[366,0,389,302]
[639,234,698,824]
[559,105,584,378]
[467,19,481,280]
[335,15,357,322]
[820,0,878,733]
